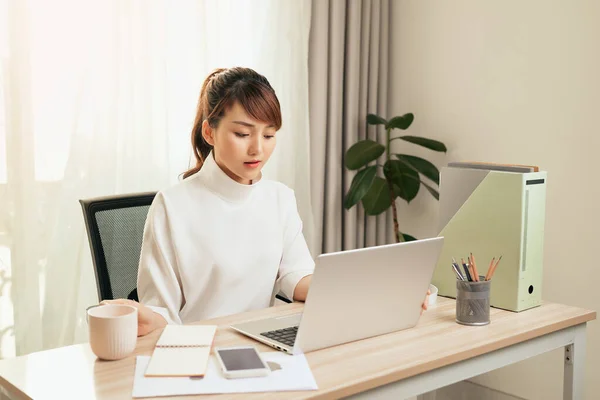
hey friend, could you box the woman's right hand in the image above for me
[100,299,167,336]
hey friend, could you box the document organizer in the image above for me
[431,163,547,312]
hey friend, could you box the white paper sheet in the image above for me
[132,352,318,398]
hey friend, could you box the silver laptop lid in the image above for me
[292,236,444,354]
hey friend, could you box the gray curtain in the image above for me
[309,0,394,254]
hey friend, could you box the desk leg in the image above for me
[563,324,586,400]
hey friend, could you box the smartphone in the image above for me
[214,345,271,379]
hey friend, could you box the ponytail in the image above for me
[182,68,225,179]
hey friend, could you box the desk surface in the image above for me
[0,297,595,400]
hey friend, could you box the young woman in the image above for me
[103,67,429,336]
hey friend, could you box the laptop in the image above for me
[230,236,444,355]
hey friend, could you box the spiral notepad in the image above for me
[145,325,217,377]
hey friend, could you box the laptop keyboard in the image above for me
[260,326,298,347]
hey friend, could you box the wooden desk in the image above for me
[0,297,595,400]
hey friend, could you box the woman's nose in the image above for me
[249,136,263,155]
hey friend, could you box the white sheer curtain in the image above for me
[0,0,313,357]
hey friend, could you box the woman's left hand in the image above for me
[100,298,166,336]
[421,289,431,315]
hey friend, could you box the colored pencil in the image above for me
[485,257,495,281]
[486,255,503,281]
[470,253,479,281]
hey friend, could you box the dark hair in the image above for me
[182,67,282,179]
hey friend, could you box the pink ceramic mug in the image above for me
[87,304,137,360]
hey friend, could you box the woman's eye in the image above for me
[234,132,249,138]
[264,135,275,139]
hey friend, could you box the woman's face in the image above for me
[202,101,277,185]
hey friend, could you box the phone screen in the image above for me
[218,348,265,371]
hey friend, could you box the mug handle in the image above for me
[85,304,103,324]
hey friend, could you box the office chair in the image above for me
[80,192,157,302]
[79,191,292,304]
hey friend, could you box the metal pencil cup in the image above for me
[456,276,491,326]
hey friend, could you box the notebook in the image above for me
[144,324,218,377]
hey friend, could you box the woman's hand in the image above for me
[421,289,431,315]
[100,299,167,336]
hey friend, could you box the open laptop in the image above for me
[230,236,444,355]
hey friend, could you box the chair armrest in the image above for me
[275,293,292,303]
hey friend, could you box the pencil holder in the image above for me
[456,277,491,326]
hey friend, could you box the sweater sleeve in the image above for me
[137,193,184,324]
[277,188,315,301]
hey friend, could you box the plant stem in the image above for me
[389,183,401,243]
[386,128,391,163]
[386,127,402,243]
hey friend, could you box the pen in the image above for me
[451,263,466,280]
[468,263,476,282]
[461,258,472,281]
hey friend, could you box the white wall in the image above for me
[390,1,599,399]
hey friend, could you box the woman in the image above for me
[103,67,428,336]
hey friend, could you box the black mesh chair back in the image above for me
[80,192,156,302]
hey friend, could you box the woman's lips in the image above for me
[244,161,261,168]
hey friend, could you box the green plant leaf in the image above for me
[402,233,418,242]
[396,154,440,185]
[344,166,377,209]
[344,139,385,170]
[366,113,388,126]
[383,160,420,203]
[402,170,440,200]
[385,113,414,130]
[361,177,392,215]
[398,136,447,152]
[420,180,440,200]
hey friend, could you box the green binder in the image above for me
[431,163,547,312]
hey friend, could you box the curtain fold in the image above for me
[309,0,393,255]
[0,0,313,357]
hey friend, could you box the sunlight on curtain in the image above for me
[199,0,316,253]
[0,0,313,357]
[0,77,5,183]
[0,0,14,360]
[0,0,7,183]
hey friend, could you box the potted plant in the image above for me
[343,112,447,242]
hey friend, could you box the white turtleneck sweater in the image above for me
[136,152,315,324]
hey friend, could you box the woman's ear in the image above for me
[202,120,215,146]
